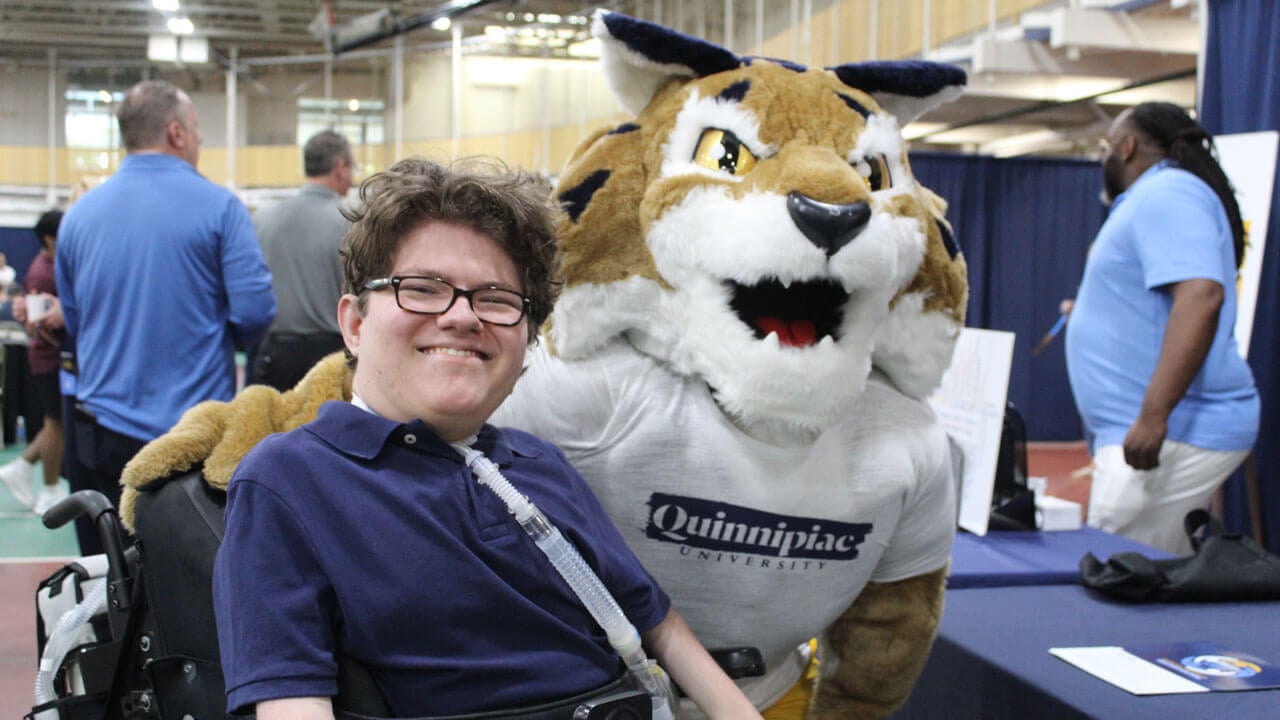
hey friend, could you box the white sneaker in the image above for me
[0,458,35,508]
[32,483,69,515]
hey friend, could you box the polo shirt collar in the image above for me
[299,183,341,199]
[119,153,196,174]
[306,400,529,467]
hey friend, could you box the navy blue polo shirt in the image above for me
[213,401,670,715]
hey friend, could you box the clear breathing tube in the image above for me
[451,441,676,720]
[33,579,107,714]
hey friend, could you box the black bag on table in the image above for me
[988,402,1037,532]
[1080,509,1280,602]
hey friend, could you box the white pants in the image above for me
[1086,441,1250,556]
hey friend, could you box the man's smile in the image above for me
[421,345,488,360]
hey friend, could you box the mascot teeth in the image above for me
[726,278,848,348]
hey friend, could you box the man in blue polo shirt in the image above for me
[56,79,275,553]
[1065,102,1258,555]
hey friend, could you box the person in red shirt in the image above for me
[1,209,68,513]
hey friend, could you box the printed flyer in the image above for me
[1127,642,1280,692]
[1051,642,1280,695]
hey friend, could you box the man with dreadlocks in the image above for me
[1065,101,1258,555]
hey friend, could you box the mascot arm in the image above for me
[808,566,947,720]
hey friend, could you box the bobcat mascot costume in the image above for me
[120,10,967,720]
[493,13,969,719]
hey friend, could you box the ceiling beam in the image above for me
[972,38,1195,77]
[0,21,317,46]
[0,29,141,49]
[915,66,1195,141]
[977,121,1110,158]
[1047,8,1198,55]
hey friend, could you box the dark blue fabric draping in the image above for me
[1201,0,1280,551]
[0,226,41,289]
[909,152,1107,442]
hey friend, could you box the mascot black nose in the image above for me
[786,192,871,257]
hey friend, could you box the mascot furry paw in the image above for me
[494,10,968,720]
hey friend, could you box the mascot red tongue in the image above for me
[493,10,969,720]
[756,318,818,348]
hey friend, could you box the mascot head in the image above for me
[550,11,968,439]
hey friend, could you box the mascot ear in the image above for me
[593,9,741,115]
[829,61,966,126]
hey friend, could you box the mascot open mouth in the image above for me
[726,279,848,348]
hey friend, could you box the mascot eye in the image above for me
[693,129,758,176]
[853,154,892,191]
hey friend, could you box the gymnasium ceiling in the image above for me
[0,0,1200,157]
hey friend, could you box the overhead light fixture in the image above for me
[431,17,451,31]
[148,33,208,63]
[167,17,195,35]
[97,90,113,103]
[329,0,507,55]
[152,0,180,11]
[330,8,395,53]
[348,98,360,112]
[148,35,179,61]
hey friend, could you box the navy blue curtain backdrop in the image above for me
[0,226,41,290]
[909,152,1107,442]
[1201,0,1280,551]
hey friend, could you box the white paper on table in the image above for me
[1049,646,1211,695]
[928,328,1015,535]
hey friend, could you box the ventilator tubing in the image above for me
[34,578,107,713]
[453,442,676,720]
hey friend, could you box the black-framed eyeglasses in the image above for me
[363,275,530,327]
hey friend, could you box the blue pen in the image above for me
[1032,314,1068,356]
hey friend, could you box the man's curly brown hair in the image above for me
[341,156,562,343]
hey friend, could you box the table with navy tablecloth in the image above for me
[893,583,1280,719]
[947,526,1174,589]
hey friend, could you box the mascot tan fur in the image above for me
[120,11,967,720]
[119,352,353,527]
[493,12,969,720]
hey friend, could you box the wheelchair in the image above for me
[28,473,393,720]
[25,476,690,719]
[27,409,761,718]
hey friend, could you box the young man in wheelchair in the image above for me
[212,157,761,720]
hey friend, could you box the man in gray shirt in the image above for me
[250,130,354,390]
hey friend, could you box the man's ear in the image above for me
[166,120,186,150]
[1119,134,1140,163]
[337,294,363,359]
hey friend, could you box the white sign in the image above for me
[928,328,1016,535]
[1215,131,1278,358]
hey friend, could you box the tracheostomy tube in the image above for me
[452,441,676,720]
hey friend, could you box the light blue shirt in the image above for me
[1065,160,1258,452]
[56,153,276,440]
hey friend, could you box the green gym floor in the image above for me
[0,441,80,718]
[0,443,79,558]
